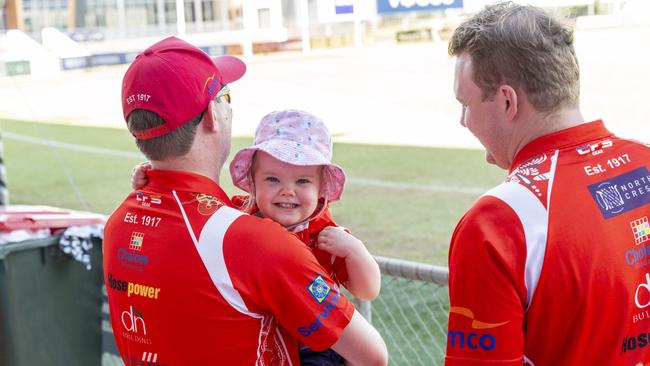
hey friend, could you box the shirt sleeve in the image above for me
[445,196,527,365]
[225,215,354,351]
[331,256,349,285]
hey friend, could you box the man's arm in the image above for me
[446,196,528,365]
[330,310,388,366]
[225,216,386,360]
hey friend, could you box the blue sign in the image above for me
[199,45,227,57]
[90,53,127,67]
[62,53,132,70]
[335,0,354,14]
[61,57,89,70]
[376,0,463,14]
[588,167,650,219]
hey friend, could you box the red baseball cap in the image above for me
[122,36,246,140]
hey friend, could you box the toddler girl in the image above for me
[133,109,380,366]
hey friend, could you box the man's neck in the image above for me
[509,107,585,164]
[151,155,221,184]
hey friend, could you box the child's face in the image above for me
[252,151,322,227]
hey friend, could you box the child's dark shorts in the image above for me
[299,347,344,366]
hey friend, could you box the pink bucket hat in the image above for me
[229,109,346,201]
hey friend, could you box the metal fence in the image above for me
[361,256,450,366]
[102,256,450,366]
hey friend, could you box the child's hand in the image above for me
[318,226,381,301]
[131,161,152,190]
[316,226,363,258]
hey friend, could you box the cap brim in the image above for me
[213,55,246,85]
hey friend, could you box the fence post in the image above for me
[374,255,448,285]
[353,298,372,323]
[0,133,8,205]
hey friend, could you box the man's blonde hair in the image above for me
[449,1,580,113]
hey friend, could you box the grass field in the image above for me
[1,118,504,266]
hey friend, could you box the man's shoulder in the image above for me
[456,182,543,239]
[462,187,525,224]
[469,182,536,210]
[452,184,533,263]
[105,193,137,231]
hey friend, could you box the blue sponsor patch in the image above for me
[447,330,497,351]
[297,292,341,337]
[588,167,650,219]
[306,275,331,304]
[117,247,149,272]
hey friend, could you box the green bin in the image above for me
[0,235,103,366]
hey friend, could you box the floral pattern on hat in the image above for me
[229,109,346,201]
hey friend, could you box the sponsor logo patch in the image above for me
[632,217,650,245]
[447,307,508,351]
[298,291,341,337]
[136,191,162,207]
[307,274,331,304]
[195,193,224,215]
[624,243,650,269]
[621,332,650,354]
[122,305,147,335]
[447,330,497,351]
[129,232,144,251]
[107,273,161,300]
[449,307,509,329]
[117,247,149,272]
[120,305,153,345]
[588,167,650,219]
[636,273,650,309]
[576,139,613,156]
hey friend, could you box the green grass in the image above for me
[1,118,505,266]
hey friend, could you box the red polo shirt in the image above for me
[447,121,650,365]
[104,170,353,366]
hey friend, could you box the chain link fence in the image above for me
[102,257,451,366]
[361,256,449,366]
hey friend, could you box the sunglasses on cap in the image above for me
[216,84,231,104]
[197,84,231,122]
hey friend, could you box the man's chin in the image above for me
[485,151,510,170]
[485,151,497,165]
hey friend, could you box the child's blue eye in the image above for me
[297,179,311,184]
[265,177,279,183]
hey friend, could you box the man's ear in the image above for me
[499,85,518,122]
[202,102,218,132]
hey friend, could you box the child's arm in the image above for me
[317,226,381,301]
[131,161,152,190]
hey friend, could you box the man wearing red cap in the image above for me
[103,36,387,366]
